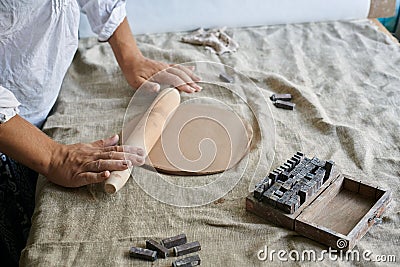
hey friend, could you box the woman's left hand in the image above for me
[109,18,202,93]
[122,55,202,93]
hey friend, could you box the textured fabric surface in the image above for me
[21,19,399,266]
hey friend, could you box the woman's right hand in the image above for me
[46,135,144,187]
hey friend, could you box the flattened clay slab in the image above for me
[146,103,253,175]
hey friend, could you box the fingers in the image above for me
[125,56,201,93]
[92,136,145,163]
[166,67,202,92]
[96,151,145,166]
[76,154,145,186]
[87,139,146,176]
[140,80,161,93]
[103,145,144,156]
[185,65,196,72]
[86,159,133,173]
[171,64,201,82]
[49,139,147,188]
[98,145,145,164]
[153,71,195,93]
[72,154,144,187]
[92,135,119,148]
[145,64,202,93]
[75,171,111,187]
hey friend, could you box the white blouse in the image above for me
[0,0,126,127]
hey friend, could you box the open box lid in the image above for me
[295,174,391,250]
[246,171,391,251]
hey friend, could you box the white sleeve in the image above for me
[0,85,20,124]
[77,0,126,42]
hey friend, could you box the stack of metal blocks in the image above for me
[254,152,334,214]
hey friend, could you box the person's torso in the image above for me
[0,0,80,127]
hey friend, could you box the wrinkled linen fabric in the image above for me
[21,20,400,266]
[0,0,125,127]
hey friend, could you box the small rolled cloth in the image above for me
[181,27,239,55]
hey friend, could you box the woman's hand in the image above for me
[46,135,144,187]
[0,116,145,188]
[123,55,202,93]
[109,18,202,93]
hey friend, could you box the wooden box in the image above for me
[246,172,391,250]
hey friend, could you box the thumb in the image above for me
[141,81,160,93]
[92,134,119,147]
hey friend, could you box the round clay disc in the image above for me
[145,103,253,175]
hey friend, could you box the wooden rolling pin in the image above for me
[104,88,181,194]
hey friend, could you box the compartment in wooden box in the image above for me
[295,175,391,250]
[246,170,340,230]
[246,173,391,251]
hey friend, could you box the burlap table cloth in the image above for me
[21,19,399,266]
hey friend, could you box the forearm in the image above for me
[108,18,143,73]
[0,114,145,187]
[0,115,59,176]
